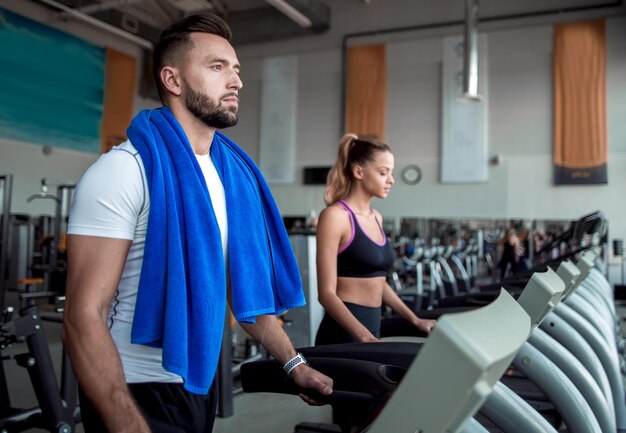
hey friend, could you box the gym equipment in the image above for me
[0,303,80,432]
[393,250,446,311]
[242,289,531,433]
[366,289,530,433]
[22,179,75,301]
[283,234,324,348]
[1,175,81,432]
[240,213,613,431]
[527,328,615,433]
[552,300,626,430]
[496,249,624,433]
[452,266,590,432]
[390,257,608,433]
[472,251,617,433]
[510,338,602,433]
[480,382,558,433]
[243,248,621,433]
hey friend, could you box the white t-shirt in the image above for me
[67,140,228,383]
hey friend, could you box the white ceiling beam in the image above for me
[264,0,312,28]
[33,0,154,49]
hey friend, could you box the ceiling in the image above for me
[27,0,625,49]
[29,0,334,47]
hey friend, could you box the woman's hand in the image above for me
[359,334,382,343]
[414,318,436,334]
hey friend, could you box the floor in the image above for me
[214,393,331,433]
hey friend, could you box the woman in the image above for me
[315,134,436,345]
[499,228,520,280]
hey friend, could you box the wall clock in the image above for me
[401,165,422,185]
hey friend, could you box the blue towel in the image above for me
[126,107,305,394]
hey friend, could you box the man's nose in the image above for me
[229,71,243,90]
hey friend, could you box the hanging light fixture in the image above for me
[462,0,482,100]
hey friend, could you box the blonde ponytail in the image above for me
[324,134,358,205]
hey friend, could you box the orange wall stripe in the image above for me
[553,20,606,171]
[101,48,136,154]
[344,44,386,141]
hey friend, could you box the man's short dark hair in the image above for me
[153,13,232,102]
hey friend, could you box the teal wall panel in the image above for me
[0,8,105,153]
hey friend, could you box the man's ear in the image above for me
[160,66,182,97]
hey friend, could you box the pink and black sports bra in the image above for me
[335,200,395,278]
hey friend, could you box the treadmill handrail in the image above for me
[367,289,531,433]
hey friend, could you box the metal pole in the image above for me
[216,309,233,418]
[621,253,624,286]
[0,175,13,312]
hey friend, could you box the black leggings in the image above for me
[315,301,382,345]
[500,256,518,279]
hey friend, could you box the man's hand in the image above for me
[236,314,333,405]
[290,364,334,406]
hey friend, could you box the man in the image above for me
[63,13,333,433]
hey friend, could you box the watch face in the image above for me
[401,165,422,185]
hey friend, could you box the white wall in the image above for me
[230,15,626,218]
[0,138,96,216]
[229,11,626,284]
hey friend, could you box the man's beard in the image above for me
[184,82,238,129]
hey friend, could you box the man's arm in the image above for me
[63,234,150,433]
[238,315,333,405]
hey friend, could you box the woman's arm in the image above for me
[316,206,379,342]
[382,282,435,334]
